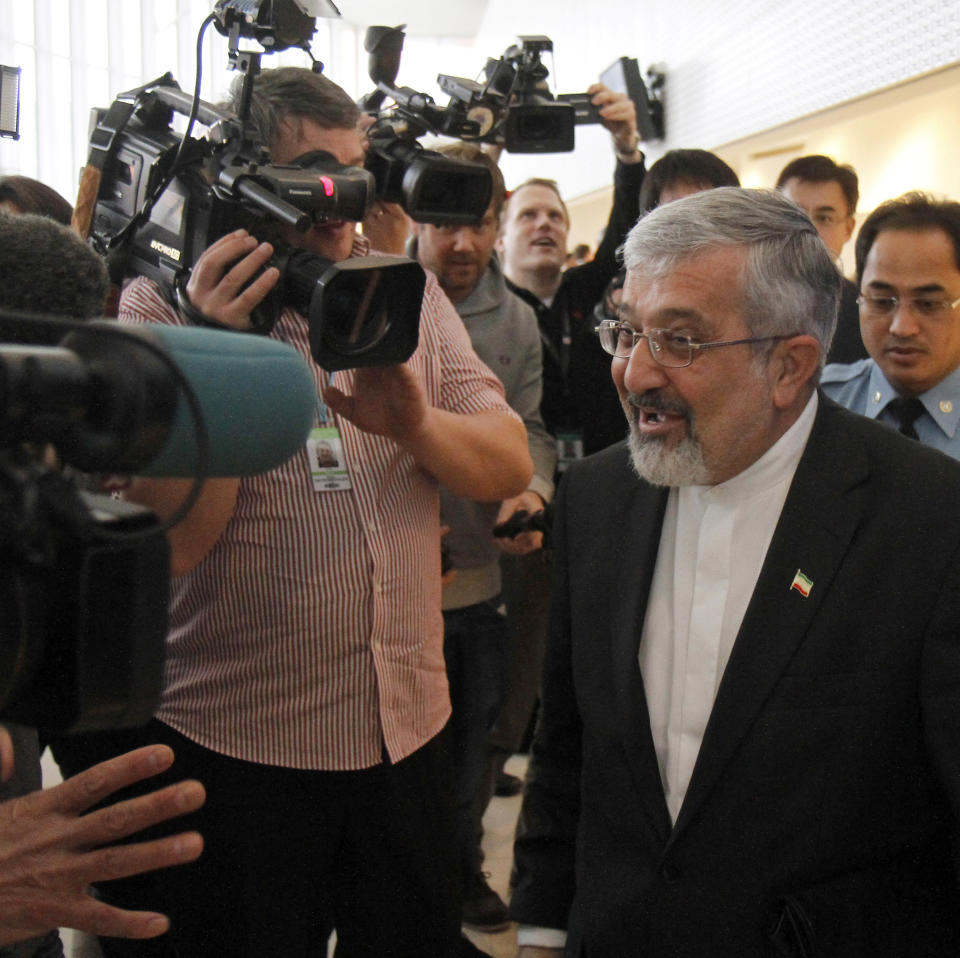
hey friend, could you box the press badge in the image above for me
[308,426,351,491]
[556,430,584,472]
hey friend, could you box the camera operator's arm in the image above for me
[324,365,532,502]
[0,744,204,946]
[119,477,240,577]
[589,82,641,162]
[567,86,645,305]
[356,112,412,253]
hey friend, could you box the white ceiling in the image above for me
[334,0,491,37]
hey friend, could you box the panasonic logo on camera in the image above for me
[289,189,312,196]
[150,239,182,262]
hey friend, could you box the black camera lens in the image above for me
[281,251,424,371]
[322,270,391,354]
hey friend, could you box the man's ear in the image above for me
[771,335,821,409]
[843,215,856,246]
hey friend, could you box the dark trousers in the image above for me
[442,599,511,878]
[472,552,552,844]
[50,720,463,958]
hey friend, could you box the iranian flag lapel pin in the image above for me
[790,569,813,598]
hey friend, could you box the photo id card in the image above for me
[556,430,584,472]
[308,426,351,491]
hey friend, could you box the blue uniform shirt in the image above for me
[821,358,960,460]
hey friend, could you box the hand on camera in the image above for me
[362,198,411,255]
[495,490,545,555]
[185,229,280,330]
[588,82,640,158]
[0,727,12,784]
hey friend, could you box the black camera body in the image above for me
[364,31,594,155]
[0,463,169,733]
[364,27,664,156]
[85,72,431,370]
[483,35,580,154]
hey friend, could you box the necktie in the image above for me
[885,396,925,440]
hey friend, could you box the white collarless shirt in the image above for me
[640,392,818,824]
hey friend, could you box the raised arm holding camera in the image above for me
[499,82,645,465]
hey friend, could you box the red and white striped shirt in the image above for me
[119,241,515,770]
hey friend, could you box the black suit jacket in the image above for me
[511,396,960,957]
[825,277,868,365]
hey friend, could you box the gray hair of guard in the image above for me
[622,187,840,371]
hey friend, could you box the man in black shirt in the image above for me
[498,84,645,465]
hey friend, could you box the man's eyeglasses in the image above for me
[810,211,849,227]
[857,293,960,319]
[594,320,794,368]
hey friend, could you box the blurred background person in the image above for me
[0,175,72,226]
[638,147,739,214]
[409,142,555,933]
[777,154,868,364]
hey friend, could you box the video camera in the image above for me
[0,314,177,734]
[360,26,664,156]
[82,0,490,370]
[0,304,317,733]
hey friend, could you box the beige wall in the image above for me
[717,63,960,279]
[566,184,622,259]
[566,63,960,276]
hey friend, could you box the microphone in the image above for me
[0,321,317,476]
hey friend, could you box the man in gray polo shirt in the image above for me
[409,143,555,932]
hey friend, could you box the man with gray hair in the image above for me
[510,188,960,956]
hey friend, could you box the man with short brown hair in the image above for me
[409,141,556,931]
[777,153,868,364]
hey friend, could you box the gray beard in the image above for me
[627,428,712,487]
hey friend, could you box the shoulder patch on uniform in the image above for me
[821,359,870,384]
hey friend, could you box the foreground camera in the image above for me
[0,474,168,733]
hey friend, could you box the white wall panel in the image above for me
[0,1,957,212]
[479,0,960,199]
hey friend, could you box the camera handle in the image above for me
[217,164,312,230]
[223,17,264,150]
